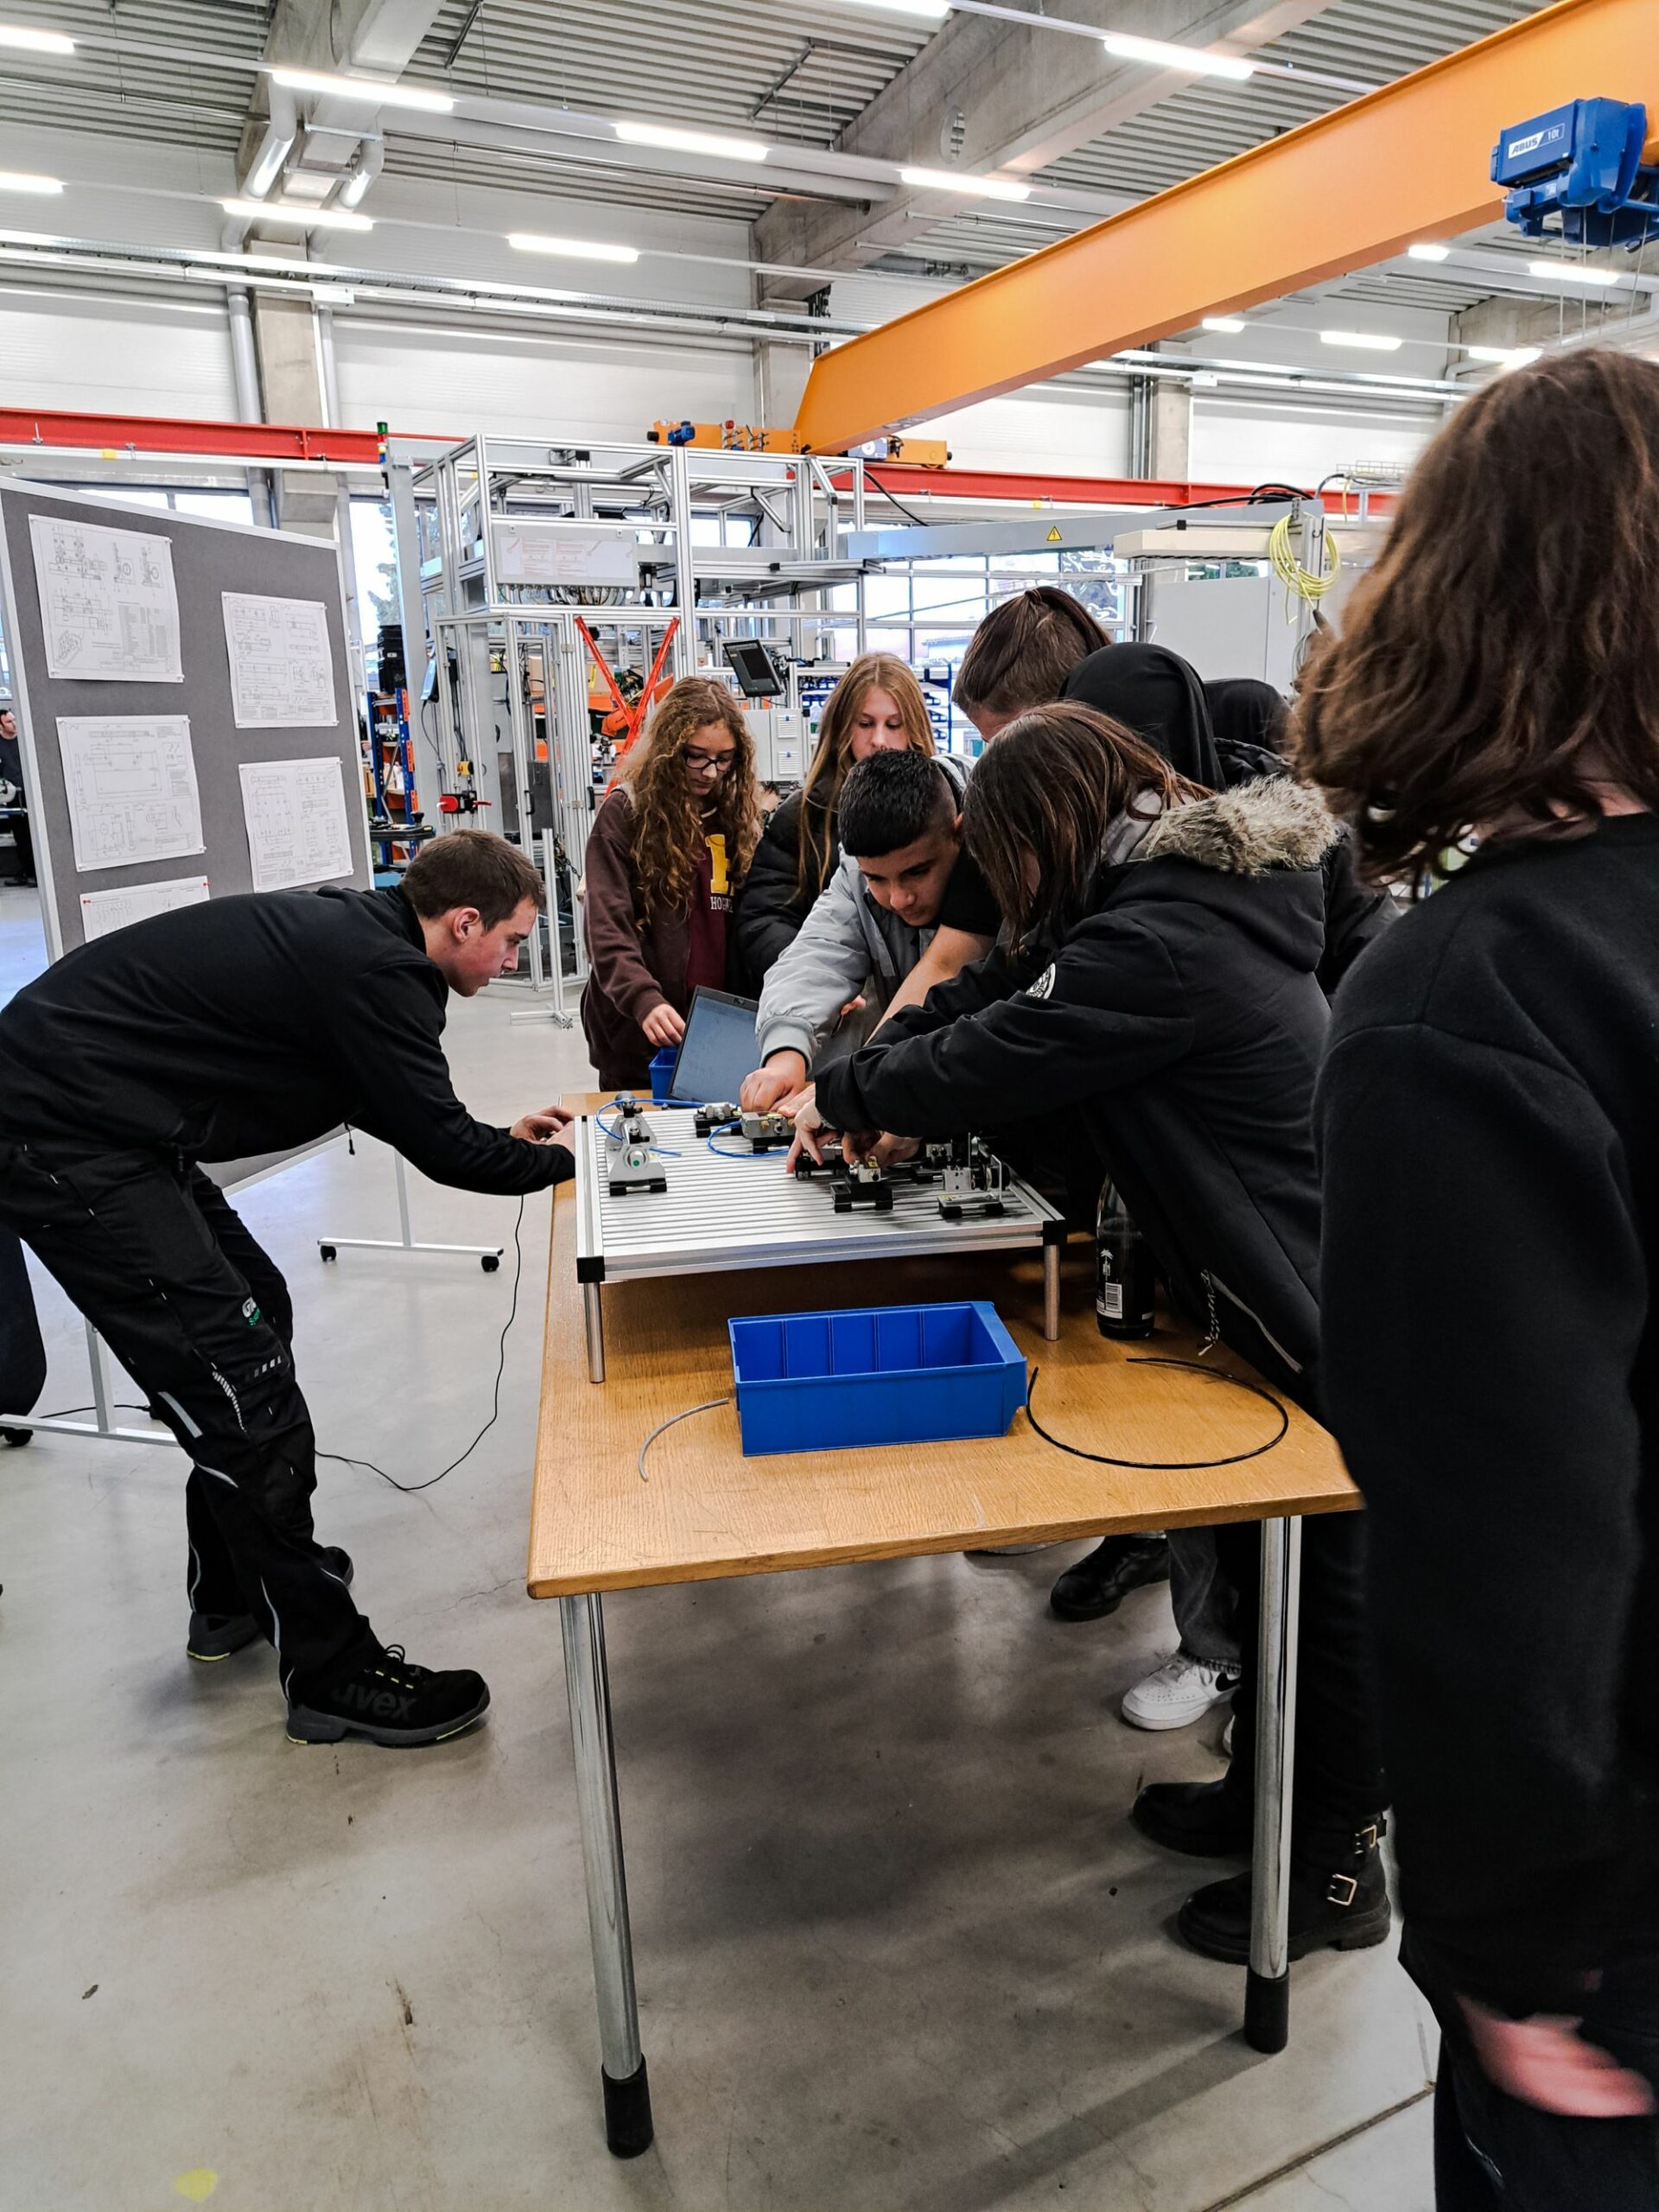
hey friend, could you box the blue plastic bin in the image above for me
[728,1300,1027,1457]
[648,1047,677,1103]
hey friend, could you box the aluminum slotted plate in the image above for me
[574,1112,1064,1285]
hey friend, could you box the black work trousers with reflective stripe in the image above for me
[0,1140,367,1683]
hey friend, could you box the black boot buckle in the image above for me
[1355,1821,1381,1854]
[1327,1872,1359,1908]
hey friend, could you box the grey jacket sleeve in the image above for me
[754,858,884,1072]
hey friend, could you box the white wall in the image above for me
[334,314,753,442]
[1189,397,1440,486]
[916,388,1132,474]
[0,280,237,417]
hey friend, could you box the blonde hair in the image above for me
[619,677,761,924]
[797,653,933,892]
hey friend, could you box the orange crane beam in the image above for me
[792,0,1659,454]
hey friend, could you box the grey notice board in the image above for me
[0,478,371,961]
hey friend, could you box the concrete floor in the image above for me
[0,881,1439,2212]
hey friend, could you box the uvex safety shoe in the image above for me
[187,1547,354,1662]
[1175,1813,1391,1963]
[285,1640,490,1749]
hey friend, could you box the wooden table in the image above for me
[531,1098,1358,2158]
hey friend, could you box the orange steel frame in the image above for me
[792,0,1659,454]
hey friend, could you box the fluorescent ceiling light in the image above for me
[509,232,639,264]
[615,120,768,162]
[1527,257,1624,287]
[1320,328,1403,352]
[221,198,374,232]
[1407,242,1451,262]
[899,165,1032,201]
[1467,344,1542,367]
[0,22,73,53]
[0,170,62,195]
[269,66,454,114]
[835,0,949,14]
[1103,31,1254,80]
[1202,315,1246,333]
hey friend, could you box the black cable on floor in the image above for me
[317,1196,526,1494]
[1023,1356,1288,1471]
[24,1200,530,1493]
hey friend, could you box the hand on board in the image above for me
[740,1051,807,1112]
[513,1108,575,1150]
[640,1001,686,1050]
[787,1097,832,1170]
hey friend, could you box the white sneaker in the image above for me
[1122,1651,1242,1732]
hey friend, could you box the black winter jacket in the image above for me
[816,779,1337,1390]
[1319,815,1659,2016]
[730,788,835,990]
[1060,646,1393,997]
[0,885,570,1195]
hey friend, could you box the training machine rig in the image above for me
[605,1096,668,1196]
[795,1134,1010,1220]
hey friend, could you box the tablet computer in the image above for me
[669,986,761,1105]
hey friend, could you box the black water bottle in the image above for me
[1096,1179,1154,1339]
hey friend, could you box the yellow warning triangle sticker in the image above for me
[1046,524,1063,542]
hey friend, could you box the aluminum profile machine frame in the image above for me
[381,432,875,1013]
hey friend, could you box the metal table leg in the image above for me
[1246,1515,1302,2053]
[1041,1239,1061,1342]
[582,1281,606,1382]
[561,1592,652,2158]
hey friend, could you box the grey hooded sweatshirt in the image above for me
[753,754,970,1074]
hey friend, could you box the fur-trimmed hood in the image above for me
[1136,777,1340,876]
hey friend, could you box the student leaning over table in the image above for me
[795,701,1389,1966]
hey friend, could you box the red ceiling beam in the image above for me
[0,406,459,466]
[0,409,1395,516]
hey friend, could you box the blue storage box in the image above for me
[728,1300,1027,1457]
[648,1047,677,1103]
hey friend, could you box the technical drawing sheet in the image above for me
[239,755,353,892]
[55,715,204,872]
[29,514,182,682]
[222,593,338,728]
[79,874,211,943]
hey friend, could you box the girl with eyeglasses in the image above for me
[581,677,761,1091]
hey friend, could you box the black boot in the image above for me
[188,1548,353,1663]
[1050,1534,1170,1621]
[285,1637,490,1748]
[1132,1777,1254,1858]
[1176,1813,1391,1963]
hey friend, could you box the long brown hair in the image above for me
[797,652,933,892]
[953,586,1110,721]
[964,702,1205,950]
[1296,347,1659,887]
[619,677,760,924]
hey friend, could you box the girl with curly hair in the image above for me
[581,677,761,1090]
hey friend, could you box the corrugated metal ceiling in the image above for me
[411,0,930,149]
[0,0,1570,330]
[0,0,265,155]
[1031,0,1546,200]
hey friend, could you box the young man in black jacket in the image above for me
[0,830,573,1750]
[1305,349,1659,2202]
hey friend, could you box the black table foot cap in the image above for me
[1244,1969,1289,2054]
[602,2057,653,2158]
